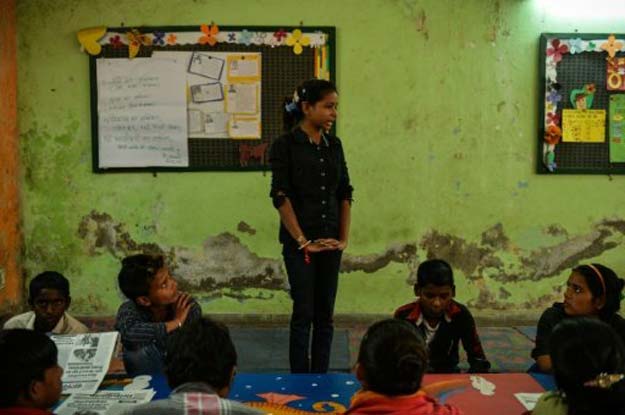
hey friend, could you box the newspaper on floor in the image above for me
[51,332,119,394]
[53,389,155,415]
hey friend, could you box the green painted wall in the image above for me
[16,0,625,320]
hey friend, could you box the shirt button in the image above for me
[321,186,325,190]
[320,158,324,162]
[321,172,326,176]
[322,214,326,219]
[322,200,326,205]
[317,146,320,151]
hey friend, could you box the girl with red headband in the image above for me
[532,264,625,373]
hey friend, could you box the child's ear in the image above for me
[136,296,151,307]
[452,285,456,297]
[414,285,421,297]
[65,296,72,309]
[594,295,606,310]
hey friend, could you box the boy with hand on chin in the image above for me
[394,259,490,373]
[115,254,202,376]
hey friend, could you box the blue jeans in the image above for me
[123,343,164,377]
[283,242,342,373]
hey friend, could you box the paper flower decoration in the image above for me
[126,29,152,59]
[239,29,253,46]
[274,28,288,42]
[166,33,177,45]
[547,112,560,125]
[199,24,219,46]
[545,150,557,172]
[152,31,165,46]
[601,34,623,58]
[286,29,310,55]
[546,39,569,63]
[568,38,584,54]
[545,61,557,82]
[77,26,107,55]
[588,41,596,50]
[228,32,236,42]
[544,125,562,145]
[109,35,123,48]
[547,90,562,105]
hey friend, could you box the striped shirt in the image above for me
[114,300,202,352]
[124,382,263,415]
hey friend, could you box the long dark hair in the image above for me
[282,79,337,131]
[550,318,625,415]
[357,319,427,396]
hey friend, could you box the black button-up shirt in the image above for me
[269,127,353,244]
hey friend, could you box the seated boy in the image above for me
[0,329,64,414]
[115,254,202,376]
[127,317,262,415]
[3,271,88,334]
[394,259,490,373]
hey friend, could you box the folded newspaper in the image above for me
[51,332,119,395]
[53,389,155,415]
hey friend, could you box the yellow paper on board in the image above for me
[562,109,606,142]
[226,54,261,83]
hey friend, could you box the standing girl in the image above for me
[269,79,353,373]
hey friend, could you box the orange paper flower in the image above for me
[199,24,219,46]
[166,33,177,45]
[544,124,562,145]
[601,34,623,58]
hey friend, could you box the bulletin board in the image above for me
[538,33,625,174]
[84,25,335,172]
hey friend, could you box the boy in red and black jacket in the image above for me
[394,259,490,373]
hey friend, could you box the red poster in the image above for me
[607,57,625,91]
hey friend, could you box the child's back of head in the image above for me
[0,328,62,409]
[118,254,164,301]
[165,317,237,394]
[416,259,454,288]
[357,319,427,396]
[551,317,625,415]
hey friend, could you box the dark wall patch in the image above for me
[237,221,257,235]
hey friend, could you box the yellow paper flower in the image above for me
[286,29,310,55]
[127,29,152,59]
[77,26,107,55]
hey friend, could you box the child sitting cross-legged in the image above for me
[126,317,262,415]
[346,319,461,415]
[115,254,202,376]
[394,259,490,373]
[0,329,64,415]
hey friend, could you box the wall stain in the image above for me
[421,220,625,288]
[77,211,624,307]
[393,0,429,40]
[544,224,568,237]
[78,211,417,300]
[237,221,257,235]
